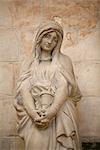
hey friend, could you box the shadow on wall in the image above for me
[82,142,100,150]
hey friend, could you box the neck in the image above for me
[40,50,52,61]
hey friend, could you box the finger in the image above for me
[35,122,42,126]
[41,119,49,123]
[34,116,41,122]
[41,108,46,113]
[35,110,41,114]
[35,115,46,122]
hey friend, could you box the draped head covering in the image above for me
[32,21,63,61]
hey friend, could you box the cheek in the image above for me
[40,39,46,47]
[52,41,57,47]
[42,38,48,45]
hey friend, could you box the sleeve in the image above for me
[15,70,31,105]
[59,54,82,103]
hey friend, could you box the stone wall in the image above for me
[0,0,100,149]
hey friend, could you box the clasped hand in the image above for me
[33,107,55,129]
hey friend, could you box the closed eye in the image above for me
[53,37,58,42]
[45,34,51,39]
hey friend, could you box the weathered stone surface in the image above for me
[44,0,99,28]
[73,61,100,97]
[0,1,12,28]
[0,29,19,61]
[0,95,17,136]
[9,0,41,29]
[43,0,100,48]
[0,137,24,150]
[62,30,100,62]
[14,29,34,58]
[77,97,100,139]
[0,63,14,95]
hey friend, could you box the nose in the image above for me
[47,38,52,44]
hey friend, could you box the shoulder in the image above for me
[58,53,73,72]
[59,53,72,64]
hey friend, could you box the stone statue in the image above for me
[14,21,82,150]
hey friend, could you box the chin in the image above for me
[44,48,52,51]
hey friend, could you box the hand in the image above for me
[33,108,49,129]
[35,108,46,117]
[44,108,56,121]
[35,119,49,129]
[35,107,56,123]
[31,109,41,122]
[34,115,50,129]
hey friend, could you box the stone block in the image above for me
[62,31,100,62]
[0,137,24,150]
[0,29,19,61]
[14,29,35,58]
[9,0,41,29]
[43,0,98,29]
[0,1,12,28]
[74,61,100,97]
[0,95,17,136]
[0,63,14,95]
[77,97,100,139]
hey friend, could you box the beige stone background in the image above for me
[0,0,100,149]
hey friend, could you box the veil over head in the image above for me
[32,21,64,60]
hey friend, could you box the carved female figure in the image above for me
[14,21,82,150]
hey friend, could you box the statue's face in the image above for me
[40,31,58,52]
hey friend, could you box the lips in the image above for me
[45,43,51,48]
